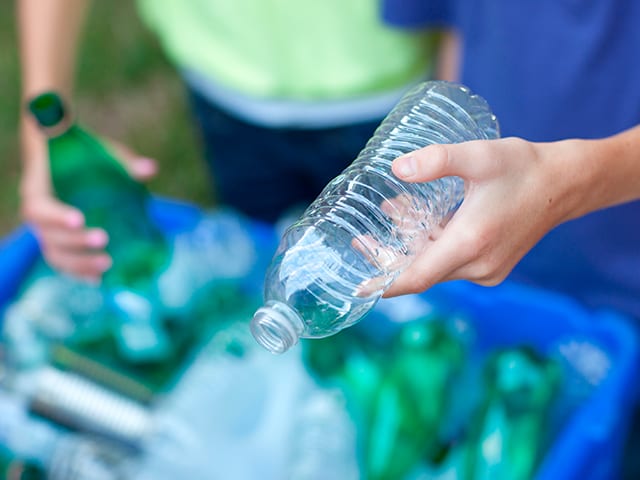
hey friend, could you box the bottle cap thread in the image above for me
[250,301,304,354]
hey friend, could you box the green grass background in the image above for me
[0,1,212,237]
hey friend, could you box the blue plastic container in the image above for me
[0,198,637,480]
[425,280,639,480]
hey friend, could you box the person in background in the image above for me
[18,0,444,281]
[382,1,640,478]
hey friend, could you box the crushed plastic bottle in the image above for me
[131,324,314,480]
[157,209,258,316]
[251,81,499,353]
[1,269,110,369]
[287,388,360,480]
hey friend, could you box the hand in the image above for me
[21,138,158,282]
[384,137,586,297]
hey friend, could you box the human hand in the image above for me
[21,138,158,282]
[384,137,586,297]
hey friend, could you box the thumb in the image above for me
[392,142,486,183]
[107,140,158,181]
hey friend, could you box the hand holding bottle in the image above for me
[21,115,158,281]
[251,81,500,353]
[385,137,592,297]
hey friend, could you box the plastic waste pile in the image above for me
[0,240,608,479]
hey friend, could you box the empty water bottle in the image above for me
[251,81,499,353]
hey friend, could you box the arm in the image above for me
[434,29,461,82]
[19,0,89,206]
[18,0,155,280]
[18,0,111,280]
[385,125,640,296]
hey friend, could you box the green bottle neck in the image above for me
[39,116,74,139]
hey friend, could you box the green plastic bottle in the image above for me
[461,347,560,480]
[302,318,465,480]
[365,320,465,480]
[28,92,172,362]
[302,329,384,431]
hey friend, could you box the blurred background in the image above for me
[0,0,211,236]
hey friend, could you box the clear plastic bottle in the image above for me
[251,81,499,354]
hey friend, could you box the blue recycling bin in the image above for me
[425,280,639,480]
[0,197,637,480]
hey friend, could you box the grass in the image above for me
[0,1,213,237]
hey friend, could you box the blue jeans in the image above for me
[188,89,381,223]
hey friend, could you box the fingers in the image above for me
[45,249,113,283]
[45,227,108,251]
[381,205,485,297]
[41,225,112,281]
[22,195,84,230]
[22,195,112,280]
[384,138,544,297]
[382,227,469,298]
[383,209,515,298]
[107,140,158,181]
[392,141,495,183]
[125,156,158,181]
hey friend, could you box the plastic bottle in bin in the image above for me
[251,81,499,354]
[460,347,560,480]
[27,92,172,362]
[302,317,466,480]
[365,320,465,480]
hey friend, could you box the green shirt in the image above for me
[137,0,435,101]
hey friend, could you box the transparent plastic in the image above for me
[251,81,499,354]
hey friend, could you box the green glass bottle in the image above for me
[28,92,172,362]
[365,319,465,480]
[461,347,561,480]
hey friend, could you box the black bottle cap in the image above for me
[28,92,66,128]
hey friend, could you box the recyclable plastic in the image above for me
[251,81,499,353]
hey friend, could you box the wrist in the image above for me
[547,133,640,223]
[537,139,598,225]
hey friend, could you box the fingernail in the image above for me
[133,157,157,176]
[86,230,108,248]
[394,156,416,178]
[65,212,84,228]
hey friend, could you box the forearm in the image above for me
[18,0,90,196]
[18,0,89,99]
[434,29,461,82]
[559,125,640,221]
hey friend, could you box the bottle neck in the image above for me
[250,300,304,354]
[38,116,73,139]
